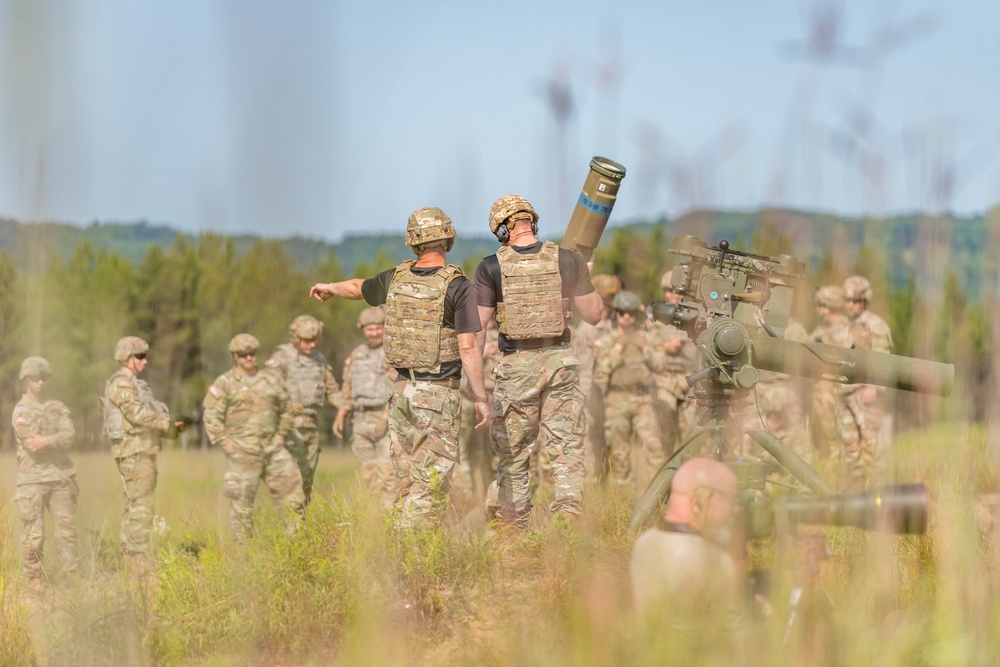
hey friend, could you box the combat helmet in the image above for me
[843,275,873,303]
[288,315,323,342]
[406,207,456,250]
[19,356,51,380]
[758,385,795,415]
[488,194,538,235]
[660,270,675,292]
[228,333,261,355]
[611,290,643,314]
[357,305,386,329]
[591,274,623,308]
[114,336,150,363]
[814,285,846,312]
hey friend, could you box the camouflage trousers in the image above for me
[490,346,586,526]
[605,389,663,492]
[116,453,157,556]
[811,382,840,462]
[349,407,394,506]
[284,428,320,505]
[15,478,79,580]
[835,390,883,489]
[224,444,305,539]
[388,380,461,527]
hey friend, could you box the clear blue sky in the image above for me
[1,0,997,242]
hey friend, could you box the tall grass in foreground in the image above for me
[0,430,998,666]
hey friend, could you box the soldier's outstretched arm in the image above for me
[310,279,364,301]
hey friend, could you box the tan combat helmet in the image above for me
[843,275,873,303]
[488,194,538,237]
[19,356,51,380]
[406,207,456,251]
[611,290,643,314]
[114,336,150,362]
[591,274,623,309]
[289,315,323,342]
[228,333,261,355]
[814,285,846,312]
[660,270,674,292]
[357,305,386,329]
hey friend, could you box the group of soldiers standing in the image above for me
[9,194,895,586]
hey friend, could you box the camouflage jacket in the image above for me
[12,395,76,485]
[593,326,669,394]
[104,370,172,458]
[203,367,292,454]
[265,343,341,429]
[573,318,613,396]
[339,343,395,409]
[849,310,893,354]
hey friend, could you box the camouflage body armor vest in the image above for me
[609,337,654,391]
[350,345,393,407]
[102,371,129,440]
[383,262,462,373]
[496,241,566,340]
[280,344,328,415]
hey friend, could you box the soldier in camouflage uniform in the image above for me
[204,334,304,540]
[573,273,622,481]
[103,336,187,565]
[310,207,490,527]
[651,271,699,460]
[842,275,894,485]
[593,291,669,491]
[745,316,812,464]
[12,357,78,586]
[474,194,603,527]
[333,307,396,505]
[809,287,856,483]
[265,315,341,506]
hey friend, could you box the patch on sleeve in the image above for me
[344,358,352,366]
[118,378,131,387]
[208,385,222,397]
[15,414,30,425]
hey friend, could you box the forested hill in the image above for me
[1,206,996,297]
[0,218,499,276]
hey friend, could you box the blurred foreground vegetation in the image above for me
[0,425,998,666]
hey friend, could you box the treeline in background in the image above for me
[0,205,996,451]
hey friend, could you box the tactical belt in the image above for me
[504,338,567,354]
[395,377,461,390]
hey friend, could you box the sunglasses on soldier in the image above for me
[236,351,256,359]
[132,353,147,360]
[27,374,50,382]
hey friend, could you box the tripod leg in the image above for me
[628,427,711,530]
[747,429,836,496]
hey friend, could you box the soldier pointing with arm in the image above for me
[310,207,490,527]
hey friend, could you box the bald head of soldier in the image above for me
[664,458,740,541]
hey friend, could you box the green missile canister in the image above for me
[561,156,626,261]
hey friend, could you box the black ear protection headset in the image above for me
[495,217,538,244]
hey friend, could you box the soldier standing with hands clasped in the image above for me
[310,207,490,528]
[12,357,79,589]
[266,315,341,506]
[203,334,305,540]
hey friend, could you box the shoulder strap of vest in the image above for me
[390,259,417,284]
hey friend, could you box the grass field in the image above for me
[1,428,998,666]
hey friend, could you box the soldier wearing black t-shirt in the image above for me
[475,194,602,527]
[311,207,490,526]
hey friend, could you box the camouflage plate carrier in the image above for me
[495,241,567,340]
[383,261,463,373]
